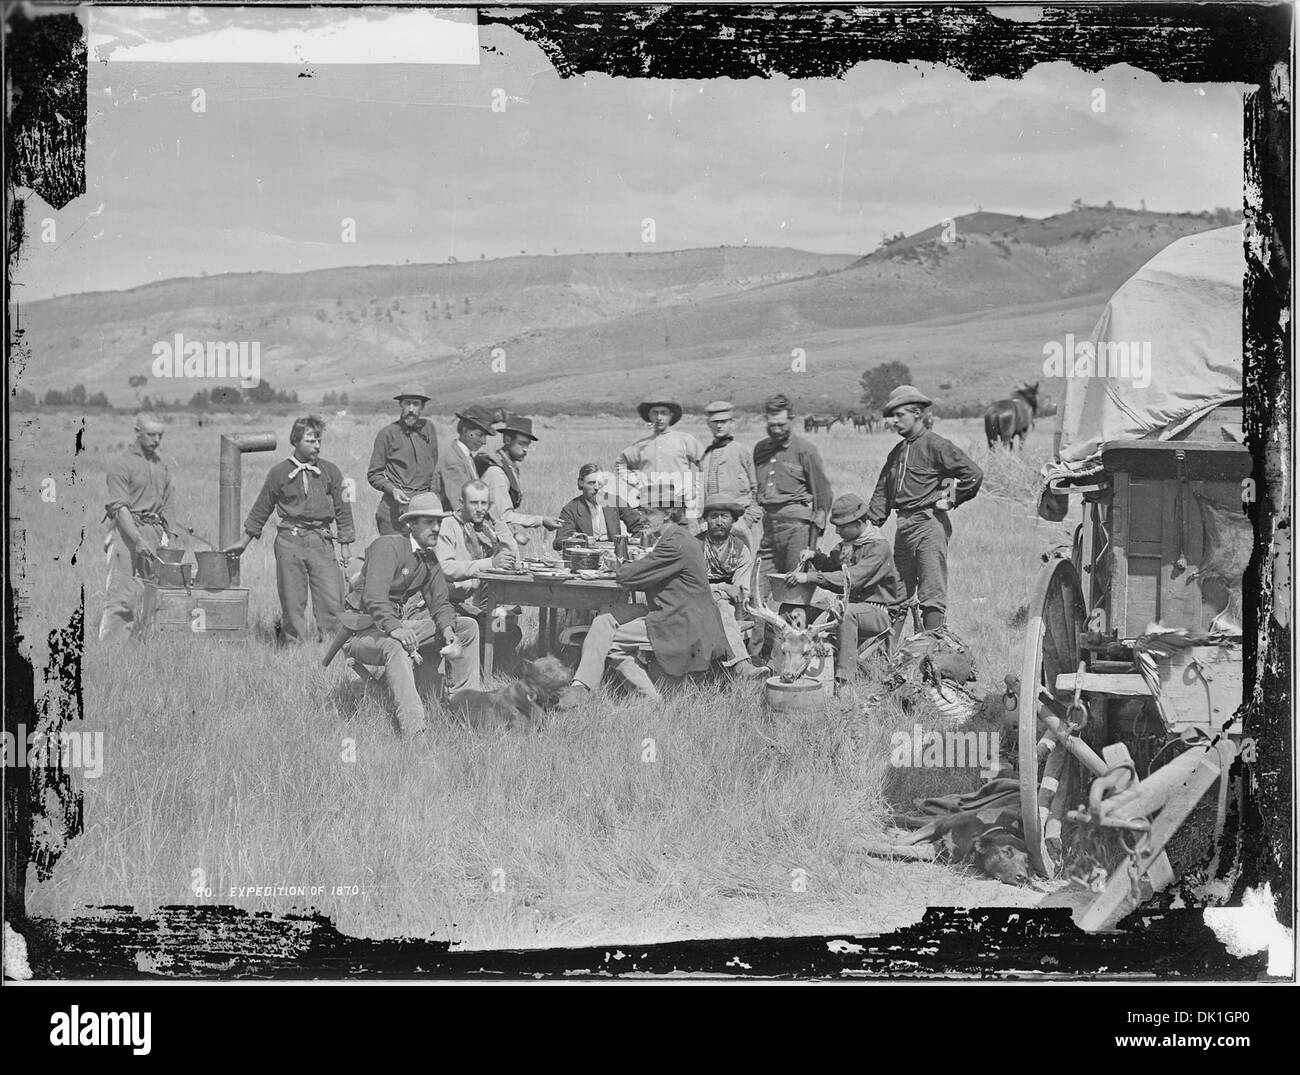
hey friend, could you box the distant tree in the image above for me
[338,391,349,406]
[13,388,36,410]
[322,390,339,407]
[316,308,328,322]
[87,391,111,408]
[128,374,148,401]
[68,384,87,406]
[480,253,485,260]
[464,297,471,314]
[859,361,914,412]
[210,386,242,408]
[1104,200,1115,210]
[188,389,210,411]
[1071,198,1084,211]
[44,387,67,406]
[1139,199,1147,211]
[140,395,154,411]
[246,379,276,404]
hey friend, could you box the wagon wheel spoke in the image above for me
[1018,559,1087,879]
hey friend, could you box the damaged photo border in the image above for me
[2,0,1292,985]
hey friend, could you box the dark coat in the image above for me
[613,522,730,676]
[553,496,647,550]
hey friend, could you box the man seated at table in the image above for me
[697,494,768,679]
[553,462,648,550]
[341,493,481,739]
[555,498,730,706]
[436,478,524,667]
[783,492,904,690]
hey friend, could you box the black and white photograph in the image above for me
[3,1,1292,1001]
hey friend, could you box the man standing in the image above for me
[556,503,730,706]
[554,462,647,550]
[435,406,494,510]
[341,493,480,738]
[696,494,767,677]
[785,493,904,688]
[227,415,354,644]
[752,393,833,615]
[477,414,561,554]
[616,400,704,521]
[436,478,523,662]
[367,387,439,536]
[99,413,176,641]
[700,400,761,545]
[867,385,983,631]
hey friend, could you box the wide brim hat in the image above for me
[829,493,872,526]
[701,494,744,519]
[498,414,538,442]
[637,400,683,425]
[393,386,432,403]
[398,492,452,522]
[455,404,497,435]
[881,384,933,416]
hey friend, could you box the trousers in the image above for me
[274,529,343,643]
[894,510,952,617]
[374,496,403,537]
[573,612,660,699]
[98,521,166,642]
[345,615,480,734]
[835,602,894,680]
[710,585,750,664]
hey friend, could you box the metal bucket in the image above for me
[194,549,237,589]
[155,547,186,564]
[155,562,193,588]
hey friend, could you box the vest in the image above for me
[476,451,522,509]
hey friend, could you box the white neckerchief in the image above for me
[287,456,321,492]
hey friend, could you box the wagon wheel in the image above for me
[1018,558,1087,878]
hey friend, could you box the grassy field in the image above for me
[12,410,1067,948]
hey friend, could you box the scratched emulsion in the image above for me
[7,5,1292,979]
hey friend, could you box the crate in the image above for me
[139,583,251,641]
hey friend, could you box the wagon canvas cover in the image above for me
[1054,225,1244,464]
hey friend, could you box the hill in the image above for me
[13,206,1238,413]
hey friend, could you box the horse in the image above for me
[850,412,879,433]
[983,382,1039,450]
[804,413,844,433]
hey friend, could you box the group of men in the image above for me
[97,383,984,741]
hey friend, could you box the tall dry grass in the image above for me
[13,411,1055,946]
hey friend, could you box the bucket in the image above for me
[155,547,186,564]
[194,549,237,589]
[155,562,193,588]
[764,675,830,714]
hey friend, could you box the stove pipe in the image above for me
[218,432,277,585]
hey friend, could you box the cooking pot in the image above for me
[194,549,238,589]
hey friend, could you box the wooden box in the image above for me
[139,583,251,641]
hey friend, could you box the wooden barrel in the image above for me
[764,675,830,714]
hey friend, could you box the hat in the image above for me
[394,386,431,403]
[701,494,744,519]
[704,400,734,419]
[881,385,933,416]
[829,493,872,526]
[398,492,452,523]
[455,405,497,435]
[637,400,683,425]
[498,414,538,442]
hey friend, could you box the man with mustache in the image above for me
[227,414,354,644]
[476,414,561,555]
[98,413,177,641]
[367,387,439,536]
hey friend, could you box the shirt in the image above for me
[701,436,760,523]
[345,532,455,636]
[435,510,504,604]
[616,428,704,516]
[481,452,541,532]
[366,419,439,498]
[242,456,355,542]
[589,501,609,540]
[808,531,904,604]
[867,429,984,525]
[105,442,174,522]
[753,433,833,529]
[697,530,755,597]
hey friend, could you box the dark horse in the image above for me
[804,413,845,433]
[983,382,1039,450]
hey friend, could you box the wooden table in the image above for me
[476,570,635,677]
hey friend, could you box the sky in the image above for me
[11,5,1247,301]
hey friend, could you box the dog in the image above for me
[446,657,574,732]
[447,681,542,731]
[910,810,1033,886]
